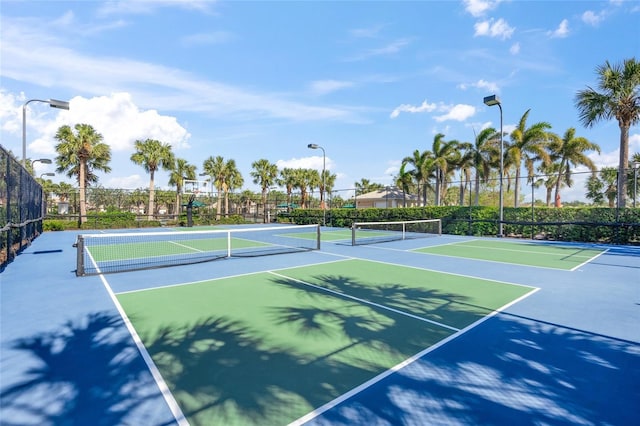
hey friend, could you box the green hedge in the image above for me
[281,206,640,245]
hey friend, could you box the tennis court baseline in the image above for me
[115,258,536,425]
[412,239,605,270]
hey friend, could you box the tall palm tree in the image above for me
[278,168,298,212]
[507,109,552,207]
[401,150,432,206]
[321,169,337,208]
[395,163,415,207]
[469,127,499,206]
[202,156,229,220]
[548,127,600,207]
[130,139,174,221]
[430,133,460,206]
[575,58,640,208]
[250,159,279,223]
[168,158,196,215]
[54,124,112,224]
[224,160,243,217]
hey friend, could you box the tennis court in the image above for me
[412,239,605,270]
[1,223,639,425]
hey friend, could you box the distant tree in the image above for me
[575,58,640,208]
[54,124,112,224]
[394,163,415,207]
[507,109,552,208]
[354,178,385,196]
[168,158,196,215]
[401,149,432,206]
[130,139,174,221]
[251,159,279,222]
[547,127,600,207]
[586,167,618,207]
[278,168,298,212]
[470,127,500,206]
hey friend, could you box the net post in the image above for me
[438,219,442,235]
[351,222,357,246]
[316,224,321,249]
[75,235,85,276]
[227,231,232,257]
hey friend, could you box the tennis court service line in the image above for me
[168,240,204,252]
[268,271,461,332]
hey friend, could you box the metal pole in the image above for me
[22,99,70,168]
[498,103,504,237]
[634,163,638,208]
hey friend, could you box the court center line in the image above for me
[571,247,610,271]
[268,271,460,332]
[168,240,204,252]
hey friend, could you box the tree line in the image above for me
[27,58,640,223]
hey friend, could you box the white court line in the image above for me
[288,286,540,426]
[168,240,204,252]
[269,271,460,332]
[432,242,599,258]
[571,247,610,271]
[86,251,189,426]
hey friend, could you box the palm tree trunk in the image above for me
[617,124,630,209]
[148,170,155,221]
[514,168,521,208]
[79,160,87,224]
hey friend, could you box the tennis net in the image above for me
[351,219,441,245]
[75,224,321,276]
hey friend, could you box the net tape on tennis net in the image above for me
[75,224,320,276]
[351,219,441,245]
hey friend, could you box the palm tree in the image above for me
[401,150,432,206]
[168,158,196,215]
[224,160,243,217]
[548,128,600,207]
[430,133,460,206]
[250,159,279,222]
[576,58,640,208]
[586,167,618,207]
[130,139,174,221]
[469,127,500,206]
[395,163,416,207]
[321,169,337,208]
[278,168,298,212]
[54,124,112,224]
[354,178,385,196]
[202,156,242,220]
[507,109,552,207]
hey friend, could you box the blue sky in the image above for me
[1,0,639,201]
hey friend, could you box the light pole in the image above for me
[634,161,639,208]
[22,99,70,167]
[483,94,504,237]
[307,143,326,226]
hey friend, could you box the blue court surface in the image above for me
[1,226,639,425]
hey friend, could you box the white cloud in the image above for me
[97,0,214,16]
[548,19,570,38]
[0,17,358,123]
[181,31,234,46]
[463,0,502,17]
[458,79,499,93]
[434,104,476,122]
[23,93,192,159]
[346,38,413,62]
[105,174,147,190]
[390,100,437,118]
[510,42,521,55]
[474,18,515,40]
[276,156,334,171]
[309,80,354,96]
[582,10,605,26]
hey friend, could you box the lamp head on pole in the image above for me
[307,143,319,149]
[47,99,70,110]
[483,94,501,107]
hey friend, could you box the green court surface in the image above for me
[116,259,535,425]
[88,237,270,261]
[413,239,604,270]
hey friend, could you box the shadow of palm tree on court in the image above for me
[0,312,168,426]
[145,315,386,425]
[307,313,640,426]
